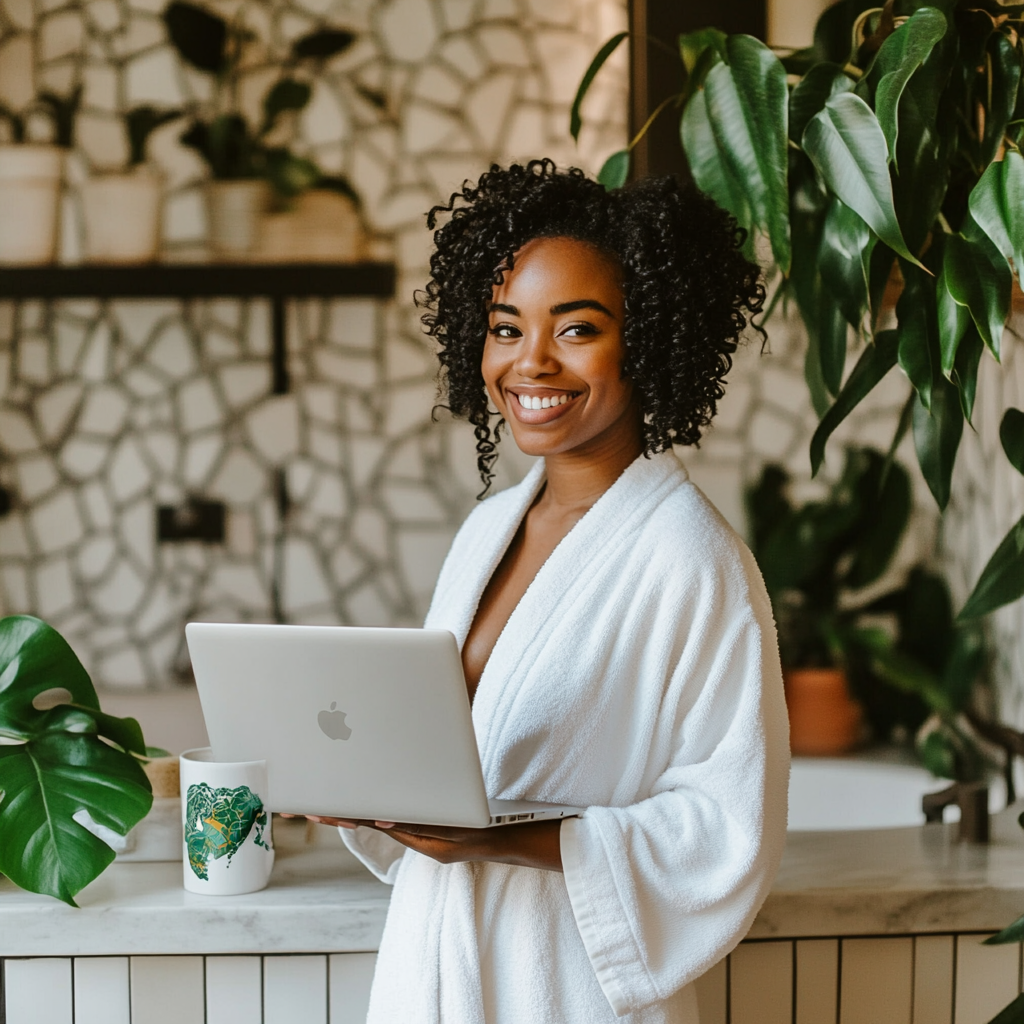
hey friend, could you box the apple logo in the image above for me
[318,702,352,741]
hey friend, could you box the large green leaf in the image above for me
[819,196,875,333]
[913,375,963,509]
[570,32,628,142]
[679,27,727,76]
[968,150,1024,281]
[810,330,900,474]
[163,1,227,75]
[942,229,1012,359]
[1001,407,1024,476]
[681,83,751,231]
[0,616,152,905]
[986,913,1024,946]
[959,514,1024,618]
[982,33,1023,165]
[802,93,923,267]
[872,7,947,167]
[291,29,355,61]
[698,39,791,272]
[937,249,970,376]
[262,79,311,136]
[0,733,152,906]
[896,261,938,411]
[952,324,983,423]
[597,149,629,190]
[788,63,854,144]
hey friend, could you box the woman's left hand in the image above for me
[306,816,563,872]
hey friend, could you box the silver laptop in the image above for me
[185,622,583,828]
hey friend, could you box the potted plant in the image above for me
[746,447,988,757]
[163,1,361,259]
[80,106,181,264]
[0,615,154,905]
[0,88,81,265]
[572,1,1024,625]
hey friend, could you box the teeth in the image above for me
[517,393,571,410]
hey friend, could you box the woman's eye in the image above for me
[562,323,597,338]
[488,323,520,339]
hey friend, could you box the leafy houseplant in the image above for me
[0,87,82,265]
[747,447,988,769]
[81,106,181,264]
[163,2,358,204]
[573,0,1024,623]
[0,616,153,906]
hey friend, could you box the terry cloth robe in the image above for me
[342,448,790,1023]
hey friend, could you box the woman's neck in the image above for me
[537,407,644,517]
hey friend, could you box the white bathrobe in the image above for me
[343,449,789,1023]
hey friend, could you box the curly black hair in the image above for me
[419,159,765,495]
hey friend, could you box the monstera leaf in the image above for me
[0,616,152,906]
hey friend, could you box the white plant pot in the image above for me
[206,179,270,260]
[258,189,366,263]
[0,144,63,265]
[81,167,163,264]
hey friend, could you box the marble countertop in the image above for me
[5,812,1024,956]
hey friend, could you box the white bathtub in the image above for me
[788,756,1006,831]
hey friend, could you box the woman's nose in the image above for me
[513,333,559,377]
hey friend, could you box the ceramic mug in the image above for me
[179,747,275,895]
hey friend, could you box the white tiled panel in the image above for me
[3,957,73,1024]
[265,953,329,1024]
[206,955,263,1023]
[913,935,953,1024]
[953,934,1021,1024]
[73,957,131,1024]
[330,952,378,1024]
[839,937,913,1024]
[730,940,793,1024]
[130,955,204,1024]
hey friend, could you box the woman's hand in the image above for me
[306,815,563,872]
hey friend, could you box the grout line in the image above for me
[951,935,958,1024]
[836,939,843,1024]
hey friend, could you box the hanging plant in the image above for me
[572,0,1024,621]
[0,616,154,906]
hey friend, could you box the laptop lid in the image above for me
[185,622,493,827]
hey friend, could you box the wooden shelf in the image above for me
[0,262,396,300]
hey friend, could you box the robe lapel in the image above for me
[471,450,689,774]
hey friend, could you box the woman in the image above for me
[311,160,789,1022]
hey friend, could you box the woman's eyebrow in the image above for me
[488,302,519,316]
[550,299,615,317]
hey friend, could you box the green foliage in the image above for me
[746,448,987,748]
[162,2,360,201]
[35,87,82,148]
[125,106,180,166]
[573,1,1024,622]
[0,616,153,906]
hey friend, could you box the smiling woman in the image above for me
[329,160,787,1024]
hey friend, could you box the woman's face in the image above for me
[482,236,639,460]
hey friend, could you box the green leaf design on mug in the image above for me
[184,782,271,880]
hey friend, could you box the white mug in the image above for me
[179,747,275,895]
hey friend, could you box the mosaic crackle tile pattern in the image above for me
[0,0,628,687]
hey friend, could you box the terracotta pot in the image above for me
[82,166,163,264]
[0,144,63,265]
[784,667,864,756]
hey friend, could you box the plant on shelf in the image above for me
[81,105,182,265]
[162,1,358,204]
[0,86,83,265]
[572,0,1024,624]
[0,616,154,906]
[746,446,988,770]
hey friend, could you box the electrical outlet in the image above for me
[156,498,226,544]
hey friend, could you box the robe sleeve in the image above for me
[340,826,407,885]
[559,597,789,1017]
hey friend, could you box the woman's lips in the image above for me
[507,390,581,424]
